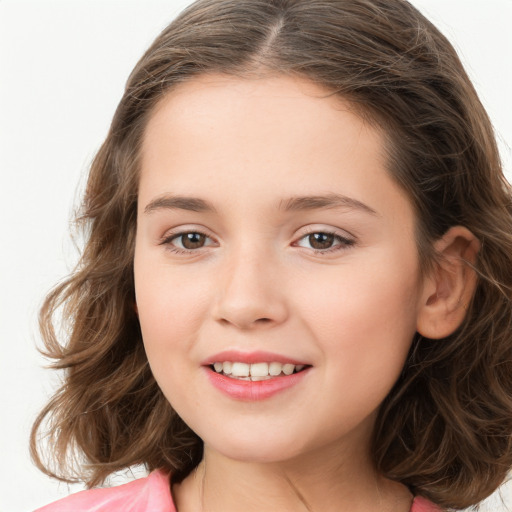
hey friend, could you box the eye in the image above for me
[161,231,216,252]
[295,231,354,252]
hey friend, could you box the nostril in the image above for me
[255,318,272,324]
[217,312,282,330]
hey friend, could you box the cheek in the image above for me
[134,257,210,361]
[134,265,210,413]
[296,253,420,380]
[291,261,419,436]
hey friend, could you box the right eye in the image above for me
[161,231,216,252]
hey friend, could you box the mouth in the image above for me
[203,351,312,400]
[209,361,309,381]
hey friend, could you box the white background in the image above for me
[0,1,511,511]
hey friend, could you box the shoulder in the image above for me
[410,495,443,512]
[34,470,176,512]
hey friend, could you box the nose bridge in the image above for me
[214,238,288,329]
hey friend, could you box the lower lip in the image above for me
[204,367,310,401]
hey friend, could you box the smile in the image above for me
[211,361,306,381]
[204,354,311,400]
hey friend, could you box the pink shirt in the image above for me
[35,470,441,511]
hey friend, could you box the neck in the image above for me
[173,437,413,512]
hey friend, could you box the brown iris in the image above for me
[308,233,335,250]
[181,232,207,249]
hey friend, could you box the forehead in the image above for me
[142,73,375,148]
[138,73,412,226]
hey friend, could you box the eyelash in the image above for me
[159,229,215,255]
[294,229,355,254]
[159,229,355,255]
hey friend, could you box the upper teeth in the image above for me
[212,361,305,380]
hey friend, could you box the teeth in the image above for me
[231,362,250,377]
[269,362,282,376]
[282,363,295,375]
[211,361,306,379]
[250,362,268,377]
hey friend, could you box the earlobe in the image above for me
[417,226,480,339]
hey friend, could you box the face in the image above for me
[134,74,425,465]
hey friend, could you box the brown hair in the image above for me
[31,0,512,508]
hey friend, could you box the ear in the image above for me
[417,226,480,339]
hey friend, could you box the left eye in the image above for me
[296,232,353,251]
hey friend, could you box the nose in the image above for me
[213,246,289,330]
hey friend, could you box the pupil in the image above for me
[182,232,205,249]
[309,233,334,249]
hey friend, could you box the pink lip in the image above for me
[204,366,311,401]
[202,350,308,366]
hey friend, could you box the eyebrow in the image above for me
[144,195,217,214]
[279,194,378,216]
[144,193,378,216]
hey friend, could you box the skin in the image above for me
[134,74,473,511]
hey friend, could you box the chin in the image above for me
[203,429,311,464]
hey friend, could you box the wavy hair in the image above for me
[31,0,512,509]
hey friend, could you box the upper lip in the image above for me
[202,350,309,366]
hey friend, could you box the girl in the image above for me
[32,0,512,511]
